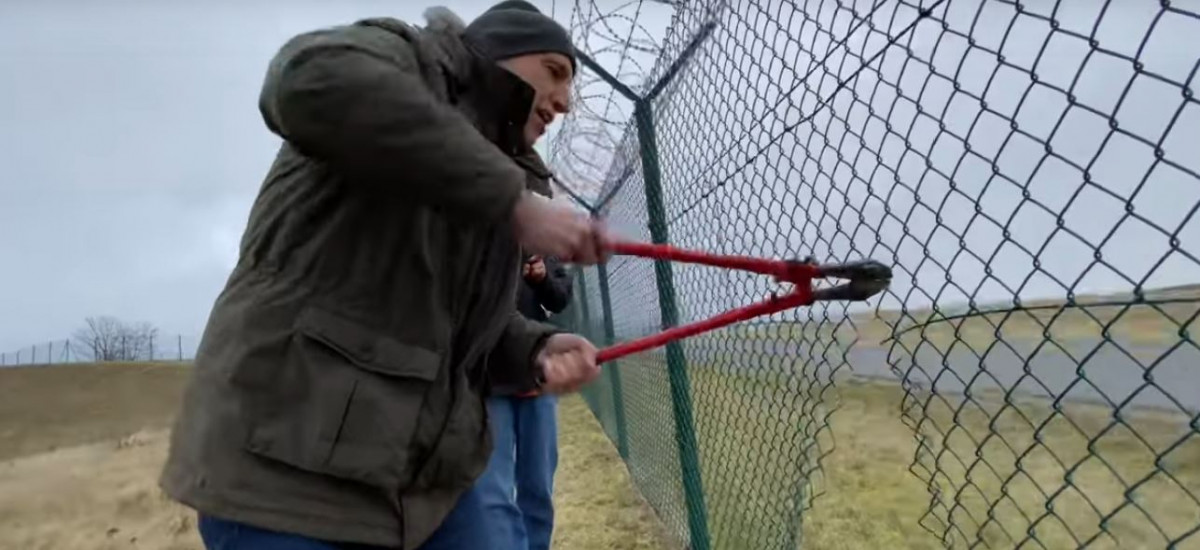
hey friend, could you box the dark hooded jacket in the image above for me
[159,7,562,548]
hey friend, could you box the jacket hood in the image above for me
[355,7,473,81]
[422,6,468,34]
[356,7,553,175]
[355,6,466,36]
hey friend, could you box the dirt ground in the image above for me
[0,363,671,550]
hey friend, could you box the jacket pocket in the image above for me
[243,306,443,491]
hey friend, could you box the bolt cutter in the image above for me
[519,240,892,395]
[593,241,892,363]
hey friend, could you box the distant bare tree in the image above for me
[71,316,160,362]
[72,316,121,362]
[124,321,159,361]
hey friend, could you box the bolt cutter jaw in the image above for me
[789,257,894,302]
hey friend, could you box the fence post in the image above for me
[178,335,183,361]
[596,262,630,460]
[573,267,593,339]
[634,97,711,550]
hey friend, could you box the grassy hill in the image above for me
[0,362,189,461]
[0,361,674,550]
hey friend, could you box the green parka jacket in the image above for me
[160,7,561,548]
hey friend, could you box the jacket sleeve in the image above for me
[258,27,527,224]
[532,257,573,314]
[491,311,562,391]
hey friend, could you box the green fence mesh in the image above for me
[547,1,1199,548]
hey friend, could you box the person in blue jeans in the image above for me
[475,251,574,550]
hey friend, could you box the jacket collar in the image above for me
[460,47,536,157]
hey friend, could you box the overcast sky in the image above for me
[0,0,646,353]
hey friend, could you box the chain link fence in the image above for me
[549,0,1199,548]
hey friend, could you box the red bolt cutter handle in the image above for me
[592,241,820,363]
[605,241,817,284]
[594,290,812,364]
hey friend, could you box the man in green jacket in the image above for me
[160,2,605,548]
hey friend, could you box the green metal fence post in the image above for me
[596,262,630,459]
[634,97,711,550]
[573,266,593,339]
[571,267,603,412]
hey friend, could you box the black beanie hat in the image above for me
[463,0,577,73]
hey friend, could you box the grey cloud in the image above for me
[0,0,542,352]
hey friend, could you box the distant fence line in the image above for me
[0,334,199,367]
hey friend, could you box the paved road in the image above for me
[661,336,1200,414]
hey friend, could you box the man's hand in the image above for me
[536,333,601,394]
[512,192,611,265]
[524,256,547,283]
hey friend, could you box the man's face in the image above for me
[499,52,574,146]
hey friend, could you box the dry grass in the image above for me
[799,381,947,550]
[0,429,201,550]
[587,361,1200,549]
[0,362,189,461]
[0,362,669,550]
[899,383,1200,549]
[552,395,676,549]
[9,355,1197,549]
[805,379,1200,549]
[688,366,941,549]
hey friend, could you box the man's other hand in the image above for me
[512,192,611,265]
[524,256,547,282]
[536,333,601,394]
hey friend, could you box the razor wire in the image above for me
[548,0,1200,549]
[547,0,673,206]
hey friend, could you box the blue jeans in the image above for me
[471,394,559,550]
[197,481,493,550]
